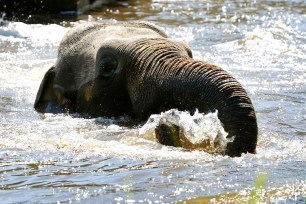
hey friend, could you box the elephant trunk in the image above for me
[125,39,258,156]
[169,58,258,156]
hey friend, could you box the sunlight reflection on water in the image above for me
[0,0,305,203]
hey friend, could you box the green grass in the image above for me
[249,172,268,204]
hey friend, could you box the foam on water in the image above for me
[0,113,224,162]
[0,21,68,44]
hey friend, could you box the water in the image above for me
[0,0,305,203]
[140,109,232,153]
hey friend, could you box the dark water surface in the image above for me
[0,0,305,203]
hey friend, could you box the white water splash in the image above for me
[139,109,233,153]
[0,21,68,44]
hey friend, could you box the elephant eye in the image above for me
[98,55,118,78]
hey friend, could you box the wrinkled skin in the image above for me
[34,22,258,157]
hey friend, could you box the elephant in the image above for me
[34,21,258,157]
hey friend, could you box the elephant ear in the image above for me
[34,66,56,113]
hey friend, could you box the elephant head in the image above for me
[34,22,258,156]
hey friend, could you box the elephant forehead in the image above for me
[59,22,167,53]
[92,26,166,48]
[104,26,164,38]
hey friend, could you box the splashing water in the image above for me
[139,109,232,153]
[0,0,305,203]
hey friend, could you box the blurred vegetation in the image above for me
[249,172,268,204]
[182,172,269,203]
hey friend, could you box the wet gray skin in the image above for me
[34,22,257,157]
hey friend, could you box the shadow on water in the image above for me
[0,0,147,24]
